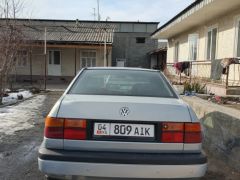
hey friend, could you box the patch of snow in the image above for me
[0,95,46,139]
[2,90,33,105]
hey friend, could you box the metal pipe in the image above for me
[97,0,100,21]
[44,27,47,90]
[104,29,107,66]
[30,48,33,85]
[75,48,77,75]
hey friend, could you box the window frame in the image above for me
[234,15,240,58]
[80,50,97,68]
[205,25,218,60]
[136,37,146,44]
[16,50,28,68]
[188,34,199,61]
[48,50,61,65]
[174,41,179,62]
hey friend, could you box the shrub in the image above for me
[184,81,206,94]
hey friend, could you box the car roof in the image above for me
[85,67,160,72]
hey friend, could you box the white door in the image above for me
[48,51,61,76]
[116,59,126,67]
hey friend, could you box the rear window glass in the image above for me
[69,69,176,98]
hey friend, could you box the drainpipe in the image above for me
[30,47,33,85]
[44,27,47,90]
[104,29,107,67]
[226,66,229,89]
[74,48,77,75]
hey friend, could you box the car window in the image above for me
[68,69,177,98]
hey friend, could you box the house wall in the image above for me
[11,46,111,82]
[6,19,158,81]
[166,8,240,87]
[167,8,240,63]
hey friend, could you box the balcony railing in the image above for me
[166,60,240,88]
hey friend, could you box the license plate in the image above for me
[94,123,154,138]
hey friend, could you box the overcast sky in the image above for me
[23,0,194,26]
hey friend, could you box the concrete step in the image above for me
[227,88,240,95]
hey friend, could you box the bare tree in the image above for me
[0,0,26,104]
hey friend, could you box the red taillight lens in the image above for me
[162,132,184,143]
[64,119,87,140]
[44,117,87,140]
[184,123,202,143]
[44,117,64,139]
[161,122,202,143]
[161,123,184,143]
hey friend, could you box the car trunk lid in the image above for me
[55,95,193,153]
[57,94,191,122]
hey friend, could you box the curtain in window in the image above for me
[49,51,60,65]
[207,31,212,60]
[237,21,240,57]
[207,28,217,60]
[211,28,217,60]
[174,42,179,62]
[81,51,97,68]
[188,35,198,61]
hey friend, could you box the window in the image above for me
[49,51,61,65]
[69,69,176,98]
[174,42,179,62]
[136,37,146,43]
[17,51,28,67]
[188,34,198,61]
[207,28,217,60]
[81,51,96,68]
[236,20,240,57]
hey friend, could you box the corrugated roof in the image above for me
[23,23,116,44]
[0,23,115,45]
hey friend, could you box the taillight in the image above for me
[161,122,202,143]
[184,123,202,143]
[45,117,64,139]
[161,123,184,143]
[64,119,87,140]
[44,117,87,140]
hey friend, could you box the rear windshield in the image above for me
[69,69,177,98]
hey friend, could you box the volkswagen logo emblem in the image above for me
[119,107,130,117]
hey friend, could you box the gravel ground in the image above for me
[0,91,239,180]
[0,91,61,180]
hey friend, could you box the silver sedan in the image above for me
[38,67,207,179]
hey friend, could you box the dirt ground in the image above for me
[0,91,239,180]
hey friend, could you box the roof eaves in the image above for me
[151,0,204,36]
[0,18,159,25]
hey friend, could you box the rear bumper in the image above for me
[38,147,207,179]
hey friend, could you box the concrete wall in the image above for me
[183,96,240,172]
[167,8,240,63]
[112,32,158,68]
[166,8,240,87]
[114,23,157,33]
